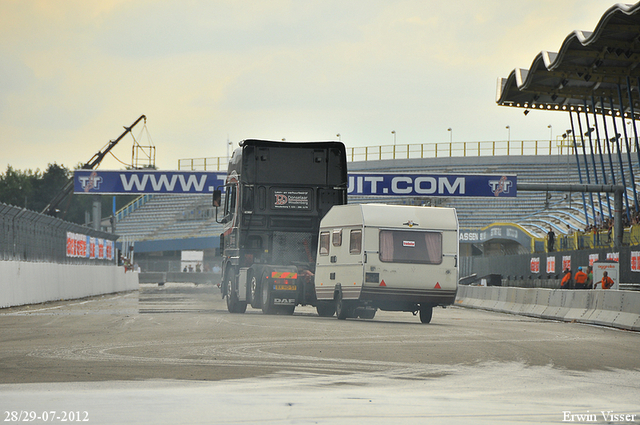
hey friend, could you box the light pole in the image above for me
[447,128,452,143]
[506,125,510,142]
[391,130,396,145]
[336,133,341,142]
[548,124,552,142]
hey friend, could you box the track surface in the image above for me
[1,283,638,424]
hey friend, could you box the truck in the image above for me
[214,139,458,323]
[214,139,348,315]
[314,203,459,323]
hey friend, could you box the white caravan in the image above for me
[314,204,459,323]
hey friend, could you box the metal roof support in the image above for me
[568,109,590,225]
[608,96,631,219]
[600,96,618,189]
[583,100,605,220]
[591,95,613,218]
[626,76,640,173]
[517,183,624,249]
[616,83,639,213]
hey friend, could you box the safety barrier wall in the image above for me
[0,261,139,308]
[455,285,640,331]
[138,272,220,285]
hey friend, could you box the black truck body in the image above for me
[217,139,348,314]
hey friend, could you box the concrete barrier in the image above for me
[138,272,167,284]
[0,261,138,309]
[612,291,640,330]
[540,290,569,321]
[528,289,550,317]
[456,285,639,332]
[562,290,592,322]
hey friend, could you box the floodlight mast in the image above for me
[41,115,147,217]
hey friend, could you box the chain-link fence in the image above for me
[0,202,117,264]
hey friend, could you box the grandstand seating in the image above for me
[115,193,223,241]
[115,154,640,242]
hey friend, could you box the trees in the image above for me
[0,164,136,226]
[0,166,37,210]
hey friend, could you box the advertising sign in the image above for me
[546,256,555,274]
[631,251,640,272]
[74,170,227,194]
[562,255,571,272]
[593,261,619,290]
[348,172,516,197]
[75,170,516,198]
[530,257,540,273]
[272,189,311,210]
[66,232,113,261]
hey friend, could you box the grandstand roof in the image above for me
[496,2,640,118]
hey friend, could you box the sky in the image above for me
[0,0,625,172]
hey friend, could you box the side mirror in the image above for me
[212,190,222,207]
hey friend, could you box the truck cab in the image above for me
[215,139,348,314]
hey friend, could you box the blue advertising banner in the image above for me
[74,170,517,197]
[74,170,227,194]
[348,172,516,197]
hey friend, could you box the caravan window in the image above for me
[349,230,362,254]
[379,230,442,264]
[332,229,342,246]
[319,231,330,256]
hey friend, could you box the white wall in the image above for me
[456,285,640,331]
[0,261,139,308]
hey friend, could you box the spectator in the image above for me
[560,268,572,289]
[574,266,588,289]
[547,227,555,252]
[600,271,614,289]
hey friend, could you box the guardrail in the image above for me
[531,225,640,253]
[0,202,116,264]
[177,139,588,170]
[115,194,152,222]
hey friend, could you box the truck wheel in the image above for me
[419,305,433,324]
[278,305,295,315]
[249,274,261,309]
[226,276,247,314]
[335,291,351,320]
[261,280,276,315]
[316,301,335,317]
[358,308,376,320]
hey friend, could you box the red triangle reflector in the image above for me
[380,280,386,287]
[434,282,441,289]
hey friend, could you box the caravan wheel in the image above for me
[335,291,352,320]
[316,301,335,317]
[419,305,433,324]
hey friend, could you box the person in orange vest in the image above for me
[574,266,588,289]
[600,271,614,289]
[560,268,572,289]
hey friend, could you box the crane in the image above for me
[41,115,147,217]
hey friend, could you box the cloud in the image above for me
[0,0,620,171]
